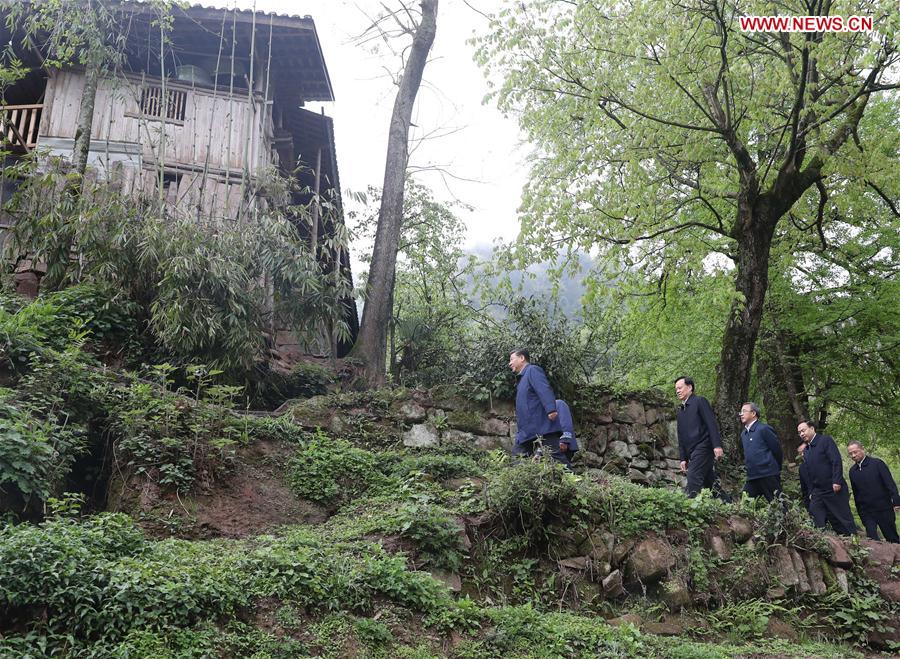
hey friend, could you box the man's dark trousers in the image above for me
[809,489,857,536]
[860,510,899,543]
[512,432,571,468]
[685,441,714,498]
[742,475,782,502]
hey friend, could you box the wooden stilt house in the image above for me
[0,1,358,360]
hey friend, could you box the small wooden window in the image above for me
[139,85,186,122]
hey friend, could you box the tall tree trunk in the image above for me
[72,60,100,185]
[353,0,438,385]
[713,207,776,456]
[755,327,808,457]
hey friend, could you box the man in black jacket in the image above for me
[739,402,783,501]
[847,441,900,543]
[675,376,724,498]
[797,420,857,535]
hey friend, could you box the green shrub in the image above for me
[485,459,592,546]
[287,434,388,504]
[457,605,646,658]
[354,616,394,648]
[0,514,146,638]
[6,162,352,381]
[0,390,88,502]
[0,284,137,373]
[0,297,56,370]
[0,516,454,653]
[105,367,246,492]
[388,451,481,481]
[327,496,466,570]
[112,626,219,658]
[597,475,727,537]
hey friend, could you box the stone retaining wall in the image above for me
[390,388,683,487]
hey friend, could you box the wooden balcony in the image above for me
[0,104,43,152]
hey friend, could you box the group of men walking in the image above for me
[509,348,900,543]
[674,375,899,543]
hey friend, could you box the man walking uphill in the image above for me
[675,376,724,498]
[797,420,856,536]
[739,402,783,501]
[508,349,564,460]
[847,441,900,543]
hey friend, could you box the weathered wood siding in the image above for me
[39,69,276,221]
[42,69,272,173]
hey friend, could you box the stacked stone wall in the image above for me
[391,388,683,487]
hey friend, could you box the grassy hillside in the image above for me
[1,291,897,658]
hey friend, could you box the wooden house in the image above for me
[0,2,358,360]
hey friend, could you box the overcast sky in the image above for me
[215,0,527,252]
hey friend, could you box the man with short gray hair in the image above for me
[847,441,899,543]
[738,402,783,501]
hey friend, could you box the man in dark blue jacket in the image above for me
[509,349,564,460]
[797,420,857,535]
[847,441,900,543]
[675,376,725,498]
[739,402,783,501]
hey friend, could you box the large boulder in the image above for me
[441,429,476,446]
[602,569,626,598]
[824,535,853,568]
[727,515,754,544]
[478,417,509,437]
[402,423,440,448]
[772,546,800,589]
[584,427,609,455]
[612,399,646,425]
[395,401,427,423]
[474,435,507,451]
[628,536,676,583]
[661,577,692,611]
[608,441,630,461]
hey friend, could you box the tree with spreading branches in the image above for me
[477,0,899,449]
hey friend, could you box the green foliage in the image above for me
[0,284,131,376]
[113,626,219,659]
[425,596,482,634]
[698,599,789,641]
[327,495,466,570]
[0,296,62,371]
[0,392,86,501]
[464,536,554,606]
[354,616,394,648]
[0,514,456,654]
[456,604,646,658]
[105,366,247,492]
[485,458,593,547]
[598,476,726,538]
[389,451,480,481]
[0,514,146,632]
[218,620,309,658]
[4,160,351,380]
[287,433,386,504]
[815,589,897,647]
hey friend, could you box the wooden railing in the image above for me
[0,104,43,152]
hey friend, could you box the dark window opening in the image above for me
[140,85,187,121]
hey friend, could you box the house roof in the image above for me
[118,1,334,103]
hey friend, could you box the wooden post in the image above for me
[310,144,322,252]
